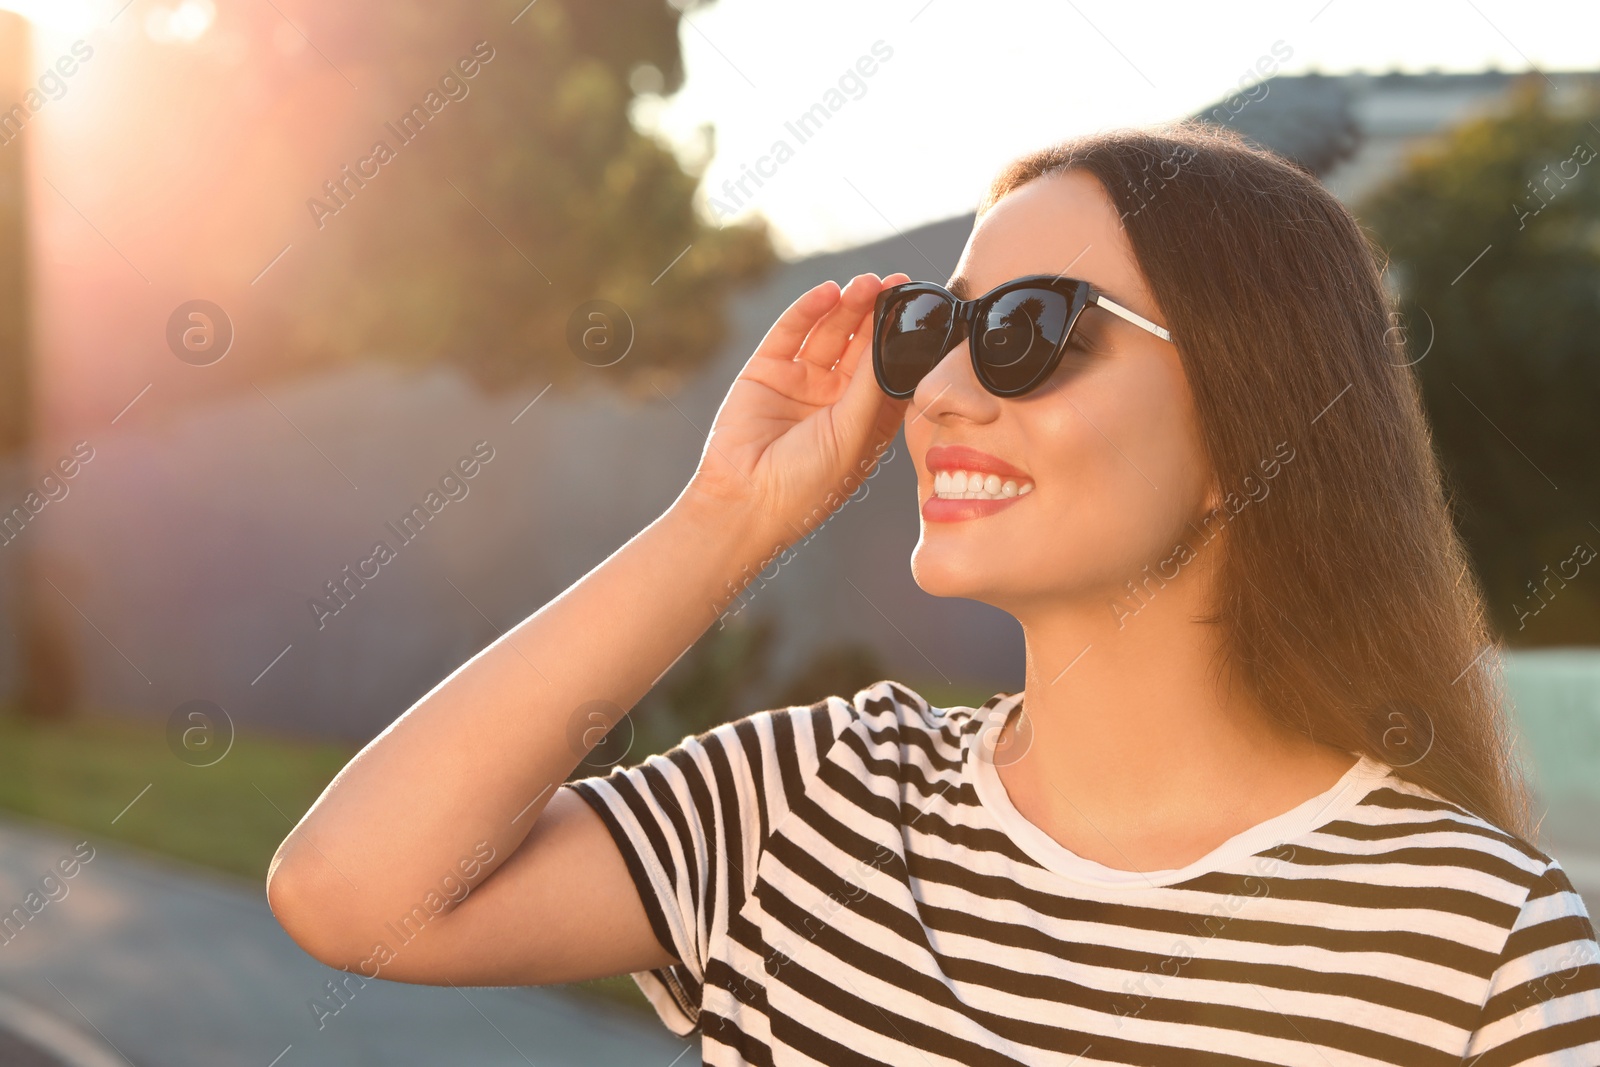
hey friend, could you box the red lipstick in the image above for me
[922,445,1034,524]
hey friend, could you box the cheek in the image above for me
[1098,355,1206,503]
[1028,362,1209,570]
[1133,399,1207,510]
[901,355,1210,601]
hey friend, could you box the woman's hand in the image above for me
[681,272,913,549]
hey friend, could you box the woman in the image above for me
[266,121,1600,1065]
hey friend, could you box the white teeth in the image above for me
[932,468,1034,501]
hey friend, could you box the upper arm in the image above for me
[356,784,677,986]
[310,699,837,1021]
[1463,857,1600,1066]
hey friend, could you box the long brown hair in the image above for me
[979,120,1534,839]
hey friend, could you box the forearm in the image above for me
[266,490,785,949]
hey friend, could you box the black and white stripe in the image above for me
[567,680,1600,1065]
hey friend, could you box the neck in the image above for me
[999,546,1335,845]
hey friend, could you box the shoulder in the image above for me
[823,678,1005,764]
[1351,773,1552,866]
[575,681,1001,806]
[1338,770,1588,919]
[710,679,1008,789]
[615,681,983,806]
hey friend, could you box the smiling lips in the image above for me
[923,445,1034,523]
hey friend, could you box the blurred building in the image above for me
[1200,67,1600,204]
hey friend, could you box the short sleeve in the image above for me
[1464,856,1600,1065]
[564,700,840,1035]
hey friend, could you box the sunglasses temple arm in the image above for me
[1090,294,1173,343]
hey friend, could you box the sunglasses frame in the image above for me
[871,273,1174,400]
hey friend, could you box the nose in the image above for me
[911,333,997,422]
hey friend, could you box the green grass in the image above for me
[901,676,1015,711]
[0,708,355,881]
[0,706,658,1020]
[567,973,659,1017]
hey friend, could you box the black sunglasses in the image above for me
[871,274,1175,399]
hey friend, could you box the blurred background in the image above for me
[0,0,1595,1063]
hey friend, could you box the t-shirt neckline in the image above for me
[965,691,1396,889]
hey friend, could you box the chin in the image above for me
[911,528,1150,616]
[909,540,1019,603]
[909,541,972,599]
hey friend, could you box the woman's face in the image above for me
[904,168,1218,616]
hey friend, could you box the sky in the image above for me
[630,0,1600,258]
[3,0,1598,260]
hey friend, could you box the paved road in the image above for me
[0,814,692,1067]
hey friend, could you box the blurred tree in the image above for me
[562,626,894,776]
[0,17,24,457]
[0,12,76,722]
[1361,77,1600,645]
[771,640,887,710]
[564,613,778,778]
[274,0,776,397]
[644,612,779,751]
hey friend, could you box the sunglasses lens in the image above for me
[879,292,954,396]
[977,287,1075,393]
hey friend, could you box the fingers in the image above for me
[795,273,884,368]
[837,275,913,402]
[751,273,912,374]
[831,296,912,461]
[831,299,878,377]
[827,273,911,376]
[750,280,841,363]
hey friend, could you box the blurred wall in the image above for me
[19,209,1024,742]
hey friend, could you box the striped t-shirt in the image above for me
[566,680,1600,1065]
